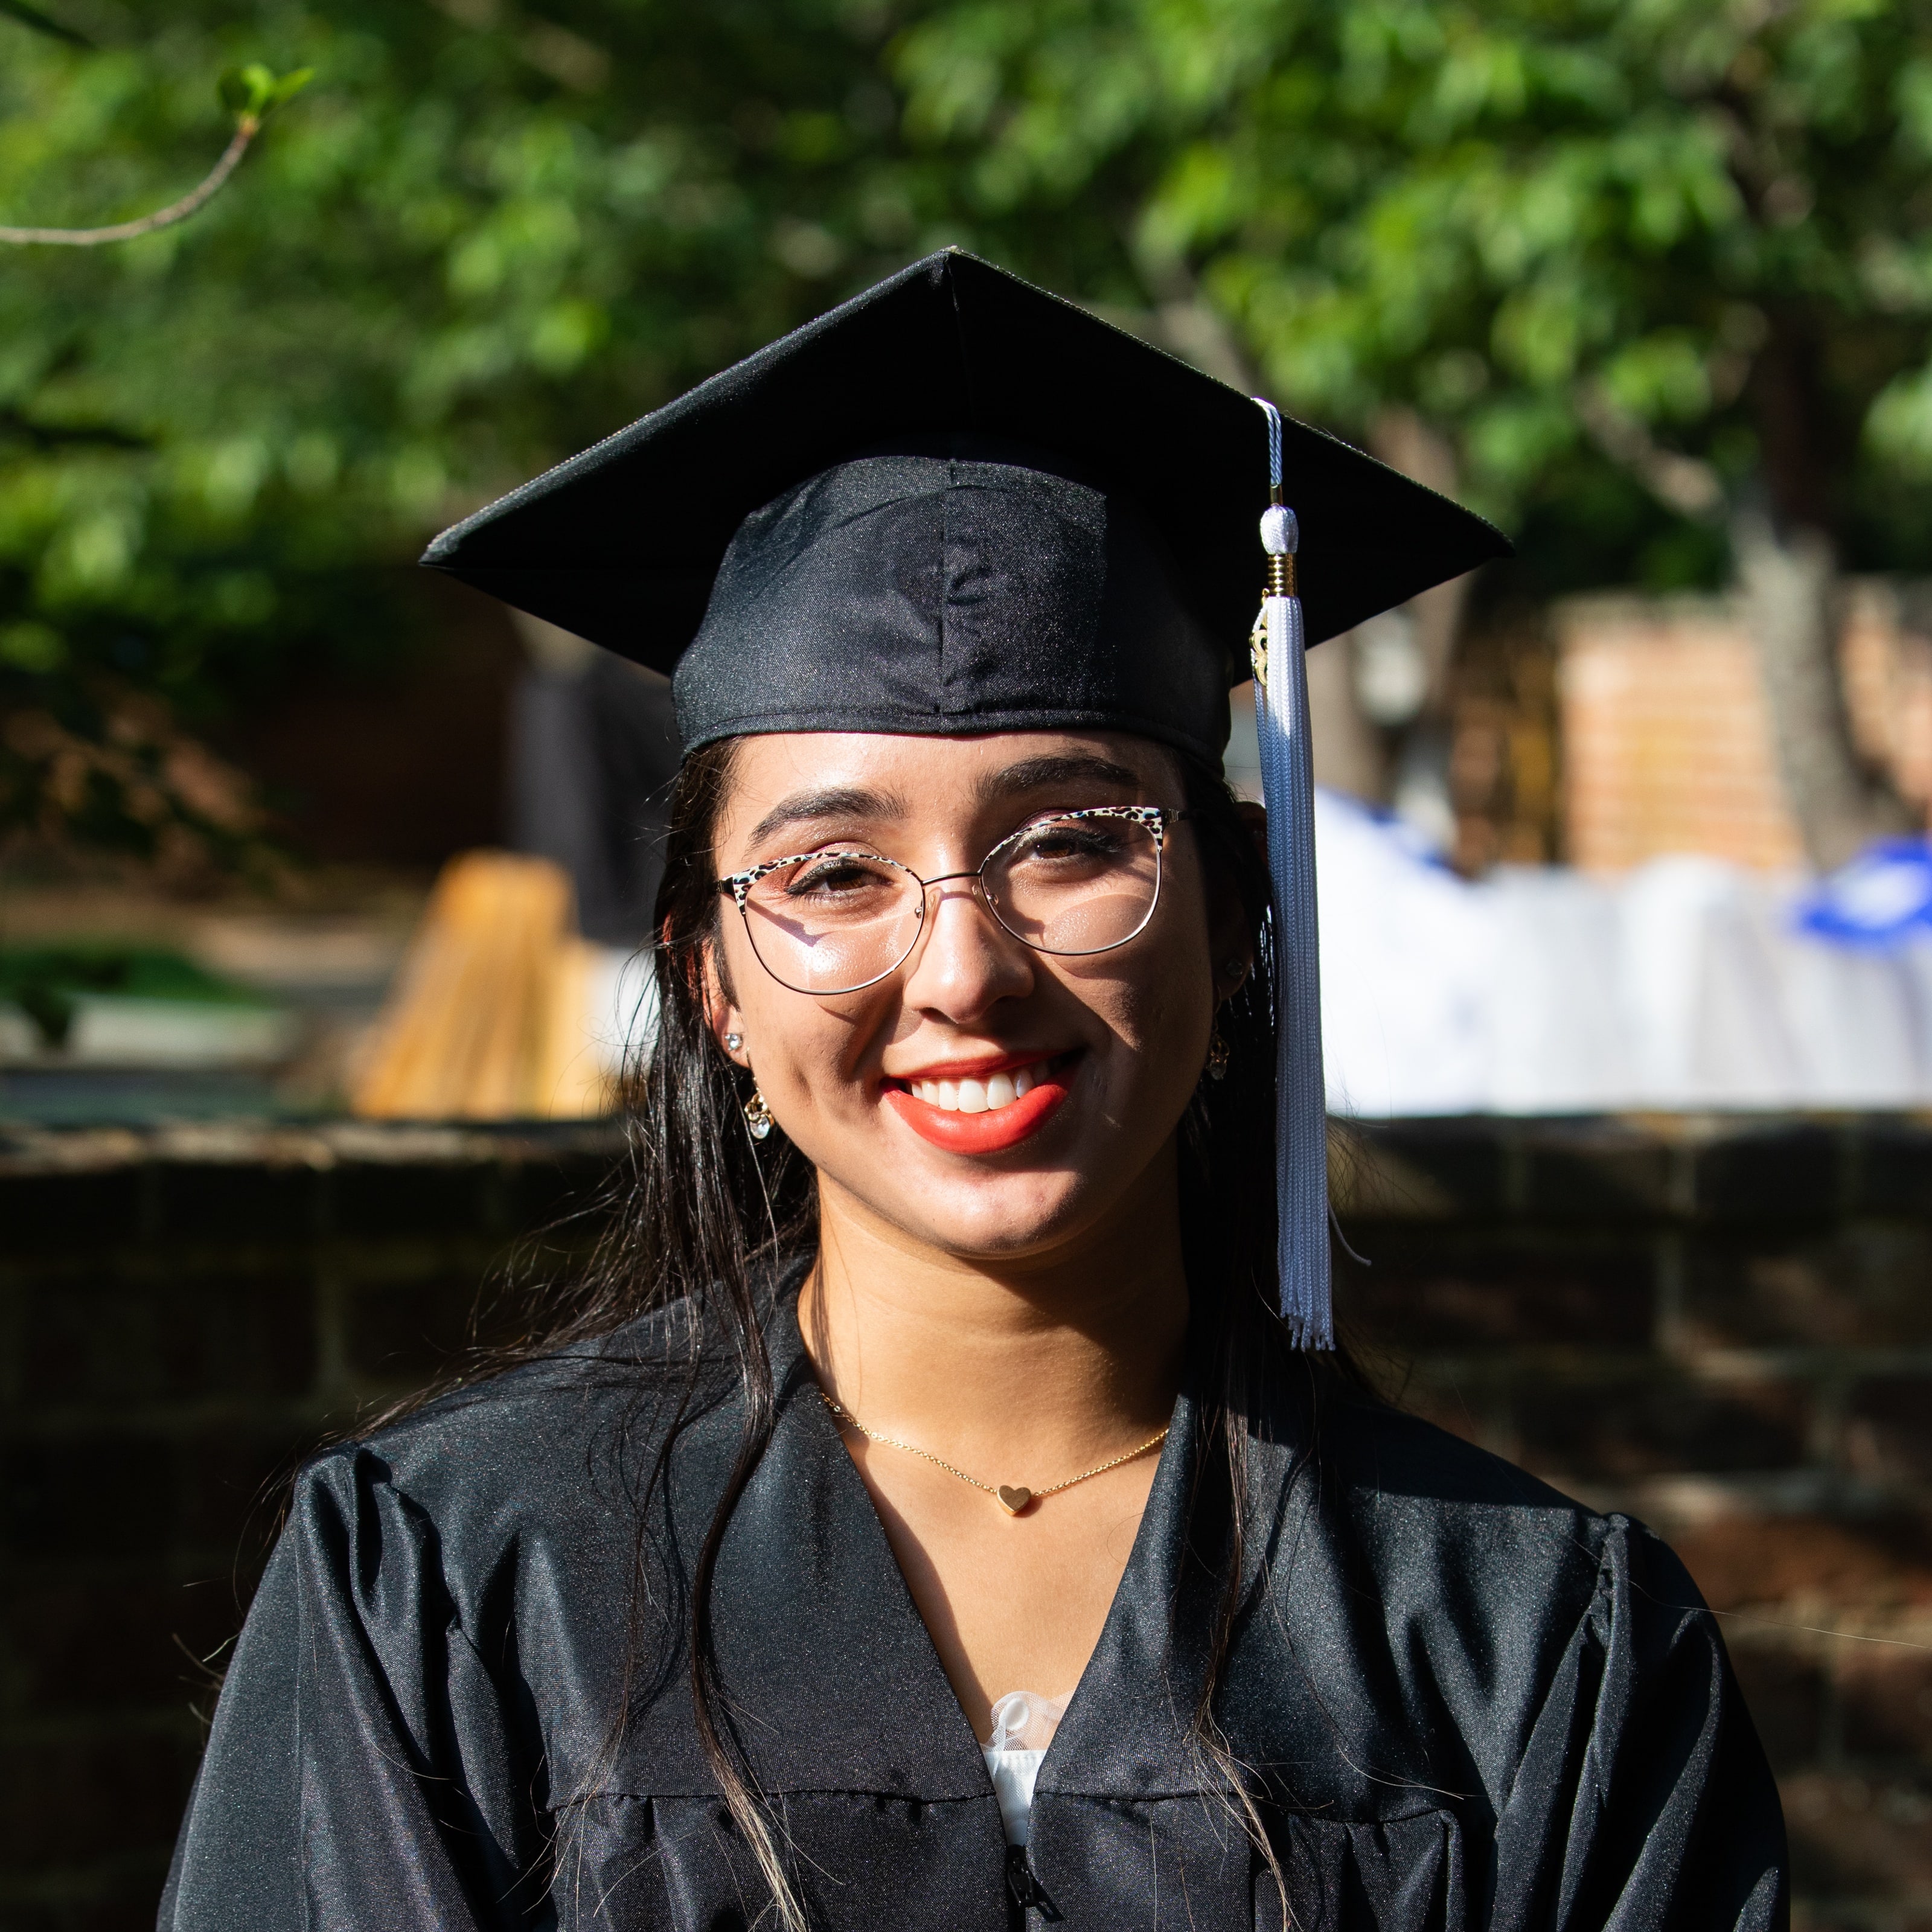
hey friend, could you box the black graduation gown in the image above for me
[158,1291,1787,1931]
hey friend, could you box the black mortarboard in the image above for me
[423,249,1509,1349]
[422,249,1505,764]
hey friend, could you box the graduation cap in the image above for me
[424,248,1509,1346]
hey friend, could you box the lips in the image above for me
[881,1052,1073,1154]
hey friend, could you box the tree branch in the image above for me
[0,0,91,45]
[0,118,256,247]
[1573,380,1726,523]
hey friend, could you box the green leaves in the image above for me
[894,0,1932,578]
[0,0,928,851]
[217,63,313,127]
[1868,360,1932,478]
[7,0,1932,869]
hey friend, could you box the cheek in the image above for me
[1051,942,1214,1124]
[723,934,888,1108]
[1126,961,1213,1076]
[1081,889,1217,1061]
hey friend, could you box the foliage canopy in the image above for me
[894,0,1932,586]
[3,0,1931,860]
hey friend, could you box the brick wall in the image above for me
[0,1122,621,1932]
[1554,584,1932,872]
[1338,1116,1932,1928]
[3,1116,1930,1930]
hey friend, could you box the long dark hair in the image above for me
[450,734,1366,1925]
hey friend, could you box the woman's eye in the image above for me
[782,856,894,897]
[1009,822,1122,865]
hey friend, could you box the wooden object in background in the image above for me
[349,851,611,1119]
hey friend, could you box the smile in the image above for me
[904,1060,1052,1114]
[880,1053,1075,1153]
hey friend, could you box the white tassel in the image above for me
[1251,403,1332,1348]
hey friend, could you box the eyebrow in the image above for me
[976,752,1143,800]
[739,752,1145,853]
[742,784,907,851]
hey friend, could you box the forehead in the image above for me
[714,729,1184,846]
[711,726,1190,862]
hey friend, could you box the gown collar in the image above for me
[668,1284,1238,1800]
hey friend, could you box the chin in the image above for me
[862,1162,1125,1264]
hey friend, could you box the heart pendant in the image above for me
[996,1485,1033,1515]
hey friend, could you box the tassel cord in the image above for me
[1253,586,1333,1349]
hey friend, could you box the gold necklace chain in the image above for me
[819,1390,1170,1516]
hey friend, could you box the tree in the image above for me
[888,0,1932,868]
[8,0,1932,875]
[0,0,921,867]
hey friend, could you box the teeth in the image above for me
[907,1060,1053,1113]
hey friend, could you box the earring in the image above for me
[743,1086,774,1140]
[1206,1023,1230,1081]
[724,1032,743,1052]
[1223,956,1247,985]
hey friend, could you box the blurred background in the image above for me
[2,2,1930,1927]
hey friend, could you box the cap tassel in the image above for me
[1250,399,1332,1349]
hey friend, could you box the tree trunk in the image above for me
[1369,408,1473,715]
[1731,508,1917,872]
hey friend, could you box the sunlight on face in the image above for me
[706,730,1241,1271]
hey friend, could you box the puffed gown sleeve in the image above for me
[157,1447,542,1932]
[1486,1517,1786,1931]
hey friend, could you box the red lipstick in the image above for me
[883,1078,1069,1153]
[879,1052,1074,1154]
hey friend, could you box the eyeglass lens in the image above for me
[738,814,1164,995]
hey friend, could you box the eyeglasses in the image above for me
[715,805,1185,996]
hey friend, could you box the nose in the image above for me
[898,876,1034,1020]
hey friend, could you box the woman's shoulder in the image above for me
[1322,1387,1591,1511]
[291,1295,747,1524]
[1302,1385,1683,1617]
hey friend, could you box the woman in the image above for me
[161,253,1785,1931]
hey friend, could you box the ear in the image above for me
[699,939,750,1066]
[1206,801,1267,1000]
[1234,798,1267,865]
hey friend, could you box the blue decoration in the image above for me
[1795,837,1932,948]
